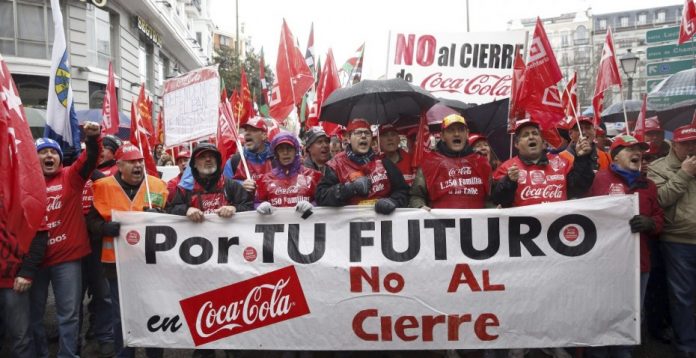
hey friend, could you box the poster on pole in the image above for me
[386,30,527,104]
[114,195,639,350]
[163,65,220,147]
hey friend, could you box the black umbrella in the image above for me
[600,99,654,123]
[460,98,512,161]
[648,68,696,111]
[655,98,696,131]
[437,98,476,113]
[319,78,437,126]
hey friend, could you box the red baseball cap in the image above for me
[116,143,144,161]
[673,124,696,143]
[468,133,487,146]
[346,118,371,132]
[513,118,540,134]
[571,116,594,128]
[609,135,649,154]
[175,150,191,160]
[644,116,663,133]
[243,116,268,132]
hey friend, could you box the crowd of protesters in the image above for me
[1,110,696,358]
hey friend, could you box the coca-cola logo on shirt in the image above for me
[447,166,472,178]
[179,266,310,346]
[274,185,300,195]
[46,195,63,212]
[519,184,564,201]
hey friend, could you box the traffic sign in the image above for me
[646,27,679,44]
[646,59,695,77]
[647,41,696,60]
[647,79,665,93]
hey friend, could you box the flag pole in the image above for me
[619,88,630,134]
[223,100,251,179]
[562,85,584,139]
[133,98,153,209]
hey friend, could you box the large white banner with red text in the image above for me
[386,30,527,104]
[162,65,220,147]
[113,195,639,350]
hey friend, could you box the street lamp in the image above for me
[619,49,639,100]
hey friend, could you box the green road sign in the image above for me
[647,59,695,77]
[646,27,679,44]
[647,41,696,60]
[647,79,664,93]
[648,95,694,110]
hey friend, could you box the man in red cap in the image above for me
[223,117,273,194]
[410,114,491,209]
[316,118,409,214]
[639,116,671,159]
[88,143,169,358]
[587,134,663,357]
[647,124,696,357]
[166,149,191,202]
[379,124,415,185]
[560,116,612,172]
[492,119,594,208]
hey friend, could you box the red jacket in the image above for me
[384,149,415,186]
[257,167,322,207]
[43,151,93,267]
[326,151,392,205]
[589,169,664,272]
[167,173,182,203]
[420,150,491,209]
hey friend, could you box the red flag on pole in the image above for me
[155,110,164,145]
[217,97,239,166]
[310,48,341,134]
[679,0,696,44]
[518,18,563,107]
[101,62,119,135]
[592,27,622,126]
[269,19,314,121]
[410,113,430,169]
[633,94,648,141]
[129,100,158,176]
[0,55,47,253]
[507,52,526,132]
[237,68,253,125]
[561,71,578,119]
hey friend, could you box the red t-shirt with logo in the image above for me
[256,167,322,207]
[494,153,572,207]
[420,151,491,209]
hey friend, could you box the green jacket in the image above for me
[647,149,696,245]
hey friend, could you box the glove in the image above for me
[143,207,162,213]
[103,221,121,237]
[344,176,371,197]
[374,198,397,215]
[629,215,655,233]
[256,201,274,215]
[295,200,314,219]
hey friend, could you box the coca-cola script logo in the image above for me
[274,184,300,195]
[519,184,564,201]
[179,266,310,346]
[47,195,63,212]
[420,73,511,97]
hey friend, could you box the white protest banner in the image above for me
[163,65,219,147]
[386,30,527,104]
[113,195,639,350]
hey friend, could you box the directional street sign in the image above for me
[646,27,679,44]
[647,59,695,77]
[647,41,696,60]
[647,79,665,93]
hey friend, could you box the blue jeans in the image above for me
[661,241,696,353]
[108,277,163,358]
[30,260,82,358]
[0,288,35,358]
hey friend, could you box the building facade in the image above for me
[1,0,213,130]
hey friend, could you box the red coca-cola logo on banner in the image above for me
[179,266,310,346]
[125,230,140,245]
[420,72,511,97]
[563,226,580,242]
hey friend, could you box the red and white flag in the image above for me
[341,43,365,86]
[592,27,622,126]
[679,0,696,44]
[217,97,239,166]
[561,71,578,119]
[507,52,526,132]
[0,54,47,253]
[311,48,342,134]
[633,94,648,141]
[269,19,314,121]
[129,99,158,176]
[101,62,119,135]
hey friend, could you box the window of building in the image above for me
[620,16,629,28]
[88,81,106,108]
[560,31,570,47]
[656,10,666,23]
[573,25,588,45]
[138,40,154,91]
[599,19,607,30]
[1,0,56,59]
[196,31,202,46]
[637,13,647,25]
[85,4,112,70]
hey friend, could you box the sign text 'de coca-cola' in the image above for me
[179,266,310,346]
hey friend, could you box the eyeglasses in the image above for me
[352,129,372,137]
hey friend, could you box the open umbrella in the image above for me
[319,78,437,126]
[655,98,696,131]
[460,98,512,161]
[600,99,654,123]
[648,68,696,111]
[437,98,476,113]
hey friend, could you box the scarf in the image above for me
[346,146,375,165]
[610,163,641,189]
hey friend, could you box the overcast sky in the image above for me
[210,0,682,79]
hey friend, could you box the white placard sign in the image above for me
[114,195,639,350]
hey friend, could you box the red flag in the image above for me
[0,56,47,253]
[507,52,526,132]
[410,113,430,169]
[518,18,563,108]
[129,100,158,176]
[101,62,119,135]
[131,85,156,147]
[217,97,239,166]
[269,19,315,120]
[155,110,164,145]
[633,94,648,141]
[679,0,696,44]
[237,68,253,125]
[592,27,622,126]
[525,86,565,148]
[561,71,578,119]
[230,89,240,121]
[310,48,341,134]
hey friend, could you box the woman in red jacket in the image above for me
[587,135,664,358]
[256,132,322,218]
